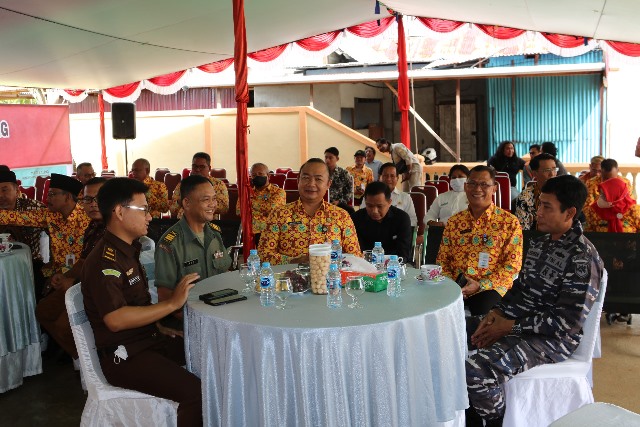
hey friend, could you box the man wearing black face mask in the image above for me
[236,163,286,246]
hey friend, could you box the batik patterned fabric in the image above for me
[142,176,169,218]
[584,175,633,208]
[0,203,91,276]
[328,167,353,205]
[0,197,46,260]
[235,183,286,234]
[346,165,373,195]
[584,204,640,232]
[170,176,229,218]
[466,220,603,420]
[258,199,361,265]
[514,184,540,231]
[437,204,523,297]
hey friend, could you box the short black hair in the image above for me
[85,177,108,187]
[529,144,541,151]
[193,152,211,165]
[133,158,150,170]
[0,165,10,172]
[299,158,330,176]
[180,175,212,201]
[448,164,470,177]
[541,142,558,157]
[365,146,375,155]
[540,175,587,218]
[601,158,618,172]
[324,147,339,157]
[98,178,148,224]
[76,162,92,172]
[364,181,391,200]
[378,162,397,177]
[468,165,496,181]
[530,153,557,171]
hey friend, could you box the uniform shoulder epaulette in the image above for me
[209,222,222,233]
[163,230,178,243]
[102,246,117,262]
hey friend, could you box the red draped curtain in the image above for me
[197,58,234,73]
[147,71,187,86]
[232,0,253,256]
[396,15,410,149]
[542,33,588,48]
[605,41,640,56]
[417,17,464,33]
[248,44,288,62]
[296,30,341,51]
[98,93,108,170]
[104,82,141,98]
[476,24,525,39]
[346,17,394,37]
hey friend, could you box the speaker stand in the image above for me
[124,139,129,175]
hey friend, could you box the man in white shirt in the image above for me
[424,164,470,227]
[373,162,417,227]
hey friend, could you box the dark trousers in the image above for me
[465,289,502,316]
[100,337,202,427]
[36,286,77,359]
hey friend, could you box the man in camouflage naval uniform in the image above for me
[465,175,603,427]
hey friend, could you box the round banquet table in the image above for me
[185,266,468,426]
[0,242,42,393]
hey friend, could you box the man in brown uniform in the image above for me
[81,178,202,426]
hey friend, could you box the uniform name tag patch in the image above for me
[184,259,198,267]
[213,251,224,259]
[129,275,141,286]
[102,269,121,278]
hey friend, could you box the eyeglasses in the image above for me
[81,196,99,204]
[539,167,559,174]
[465,181,495,189]
[122,205,150,214]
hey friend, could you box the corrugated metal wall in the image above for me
[487,73,603,163]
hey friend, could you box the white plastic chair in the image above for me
[65,284,177,427]
[502,269,608,427]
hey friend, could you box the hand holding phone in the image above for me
[455,273,468,288]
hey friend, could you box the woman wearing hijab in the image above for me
[584,177,640,233]
[424,164,470,227]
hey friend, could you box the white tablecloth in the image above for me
[0,242,42,393]
[185,266,468,426]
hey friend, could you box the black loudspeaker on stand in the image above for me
[112,103,136,174]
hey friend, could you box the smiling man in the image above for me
[514,153,558,230]
[437,165,523,316]
[82,177,202,426]
[352,181,412,263]
[131,158,170,218]
[155,175,231,328]
[465,175,603,427]
[258,158,361,265]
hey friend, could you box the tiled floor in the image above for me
[1,315,638,426]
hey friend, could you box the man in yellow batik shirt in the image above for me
[584,158,633,209]
[170,152,229,218]
[131,158,169,218]
[236,163,286,247]
[259,158,361,265]
[346,150,374,206]
[0,173,91,284]
[437,165,523,316]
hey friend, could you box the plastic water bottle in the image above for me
[386,255,401,297]
[372,242,385,271]
[247,249,261,276]
[330,239,342,266]
[259,262,275,307]
[326,264,342,309]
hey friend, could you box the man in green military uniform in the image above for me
[155,175,231,328]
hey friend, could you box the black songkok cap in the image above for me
[0,170,17,184]
[50,173,83,195]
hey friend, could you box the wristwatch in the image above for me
[511,322,522,335]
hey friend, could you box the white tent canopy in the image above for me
[0,0,638,90]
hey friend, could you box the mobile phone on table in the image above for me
[203,294,247,306]
[199,288,238,302]
[455,273,468,288]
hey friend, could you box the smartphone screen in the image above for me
[455,273,468,288]
[199,288,238,301]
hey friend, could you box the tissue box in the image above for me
[363,273,388,293]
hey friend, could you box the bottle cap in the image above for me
[374,242,381,247]
[250,249,258,255]
[389,255,398,260]
[329,264,338,271]
[332,239,339,244]
[262,262,270,267]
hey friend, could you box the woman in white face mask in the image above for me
[424,165,470,227]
